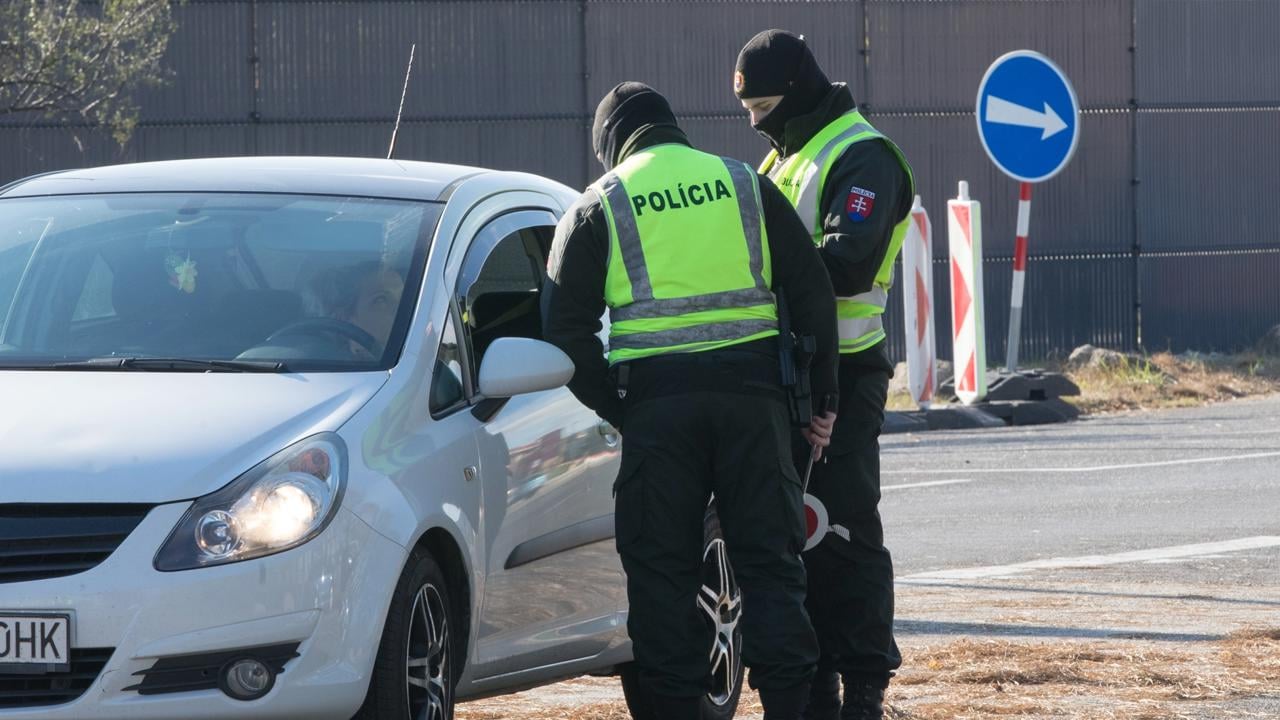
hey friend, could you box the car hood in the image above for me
[0,371,388,503]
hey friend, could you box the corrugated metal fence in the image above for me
[3,0,1278,360]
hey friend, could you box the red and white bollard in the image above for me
[1005,182,1032,372]
[948,181,987,405]
[900,195,936,409]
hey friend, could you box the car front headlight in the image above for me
[155,434,347,571]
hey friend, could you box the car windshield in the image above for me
[0,193,440,372]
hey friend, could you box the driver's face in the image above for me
[348,270,404,347]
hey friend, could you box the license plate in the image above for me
[0,614,71,674]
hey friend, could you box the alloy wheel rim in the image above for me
[697,536,742,707]
[406,583,450,720]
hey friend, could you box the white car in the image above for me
[0,158,743,720]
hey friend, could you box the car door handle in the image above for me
[463,466,477,482]
[597,421,619,448]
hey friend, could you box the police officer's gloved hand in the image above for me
[804,410,837,460]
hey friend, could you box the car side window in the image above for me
[457,211,556,382]
[430,306,467,416]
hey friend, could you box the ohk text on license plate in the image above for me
[0,614,71,673]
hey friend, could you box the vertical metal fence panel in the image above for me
[865,0,1133,112]
[1136,0,1280,105]
[3,0,1278,362]
[1140,250,1280,353]
[584,1,864,116]
[871,112,1133,256]
[396,120,588,188]
[131,126,256,161]
[678,117,770,167]
[134,2,253,122]
[254,123,393,160]
[1136,109,1280,250]
[1015,256,1137,358]
[884,255,1136,369]
[1,128,137,179]
[257,2,584,119]
[256,119,587,187]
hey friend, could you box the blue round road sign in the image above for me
[976,51,1080,183]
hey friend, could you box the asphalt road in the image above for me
[882,394,1280,582]
[461,396,1280,718]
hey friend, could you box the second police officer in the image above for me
[734,30,917,720]
[542,82,840,720]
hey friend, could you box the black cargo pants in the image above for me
[796,361,900,690]
[614,351,819,701]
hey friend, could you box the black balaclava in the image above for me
[734,29,831,151]
[591,82,679,171]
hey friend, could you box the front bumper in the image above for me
[0,503,406,719]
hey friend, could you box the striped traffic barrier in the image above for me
[948,181,987,405]
[901,195,936,409]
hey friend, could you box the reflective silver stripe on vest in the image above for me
[609,318,778,351]
[599,173,653,302]
[790,122,877,236]
[837,316,883,343]
[834,286,888,342]
[603,158,771,321]
[837,286,888,308]
[611,287,776,323]
[720,157,768,291]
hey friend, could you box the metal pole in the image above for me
[1005,182,1032,372]
[387,44,416,160]
[802,449,817,494]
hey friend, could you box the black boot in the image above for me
[839,679,886,720]
[801,669,841,720]
[760,683,811,720]
[648,692,700,720]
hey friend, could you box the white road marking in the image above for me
[882,479,973,491]
[900,536,1280,582]
[883,450,1280,476]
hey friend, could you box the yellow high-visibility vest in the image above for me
[595,144,778,364]
[761,111,915,354]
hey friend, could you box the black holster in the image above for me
[776,288,816,428]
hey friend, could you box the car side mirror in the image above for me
[477,337,575,398]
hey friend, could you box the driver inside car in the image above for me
[310,261,405,360]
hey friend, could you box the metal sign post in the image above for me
[976,50,1080,372]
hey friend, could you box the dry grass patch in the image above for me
[459,700,634,720]
[1060,352,1280,415]
[456,628,1280,719]
[1216,627,1280,693]
[884,630,1280,719]
[887,351,1280,415]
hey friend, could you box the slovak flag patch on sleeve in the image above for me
[846,186,877,222]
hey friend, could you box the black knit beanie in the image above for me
[591,82,679,171]
[734,30,831,148]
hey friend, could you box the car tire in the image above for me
[353,550,460,720]
[619,505,745,720]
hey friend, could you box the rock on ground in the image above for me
[1260,324,1280,356]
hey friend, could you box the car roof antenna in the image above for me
[387,43,416,160]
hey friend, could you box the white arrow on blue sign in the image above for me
[975,50,1080,183]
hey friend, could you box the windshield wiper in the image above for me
[45,357,288,373]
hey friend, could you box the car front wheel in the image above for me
[354,550,458,720]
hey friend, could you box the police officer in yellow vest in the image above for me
[734,31,916,720]
[542,82,840,720]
